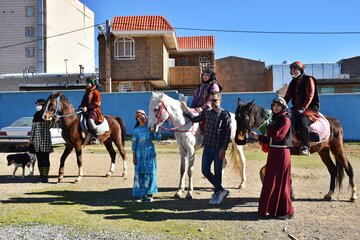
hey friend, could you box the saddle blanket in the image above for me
[80,115,109,135]
[292,112,330,145]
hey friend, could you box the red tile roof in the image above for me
[112,16,174,31]
[177,36,215,50]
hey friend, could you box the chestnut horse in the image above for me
[42,91,127,183]
[234,99,357,202]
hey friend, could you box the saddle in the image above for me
[291,112,330,145]
[80,114,109,137]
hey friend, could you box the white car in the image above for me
[0,117,65,149]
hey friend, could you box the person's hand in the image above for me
[219,148,226,160]
[250,130,259,139]
[82,107,87,112]
[197,107,203,113]
[180,101,188,112]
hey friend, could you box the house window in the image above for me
[354,86,360,93]
[118,82,133,92]
[114,37,135,60]
[320,86,335,94]
[199,54,211,69]
[25,47,35,58]
[25,6,34,17]
[179,57,187,66]
[25,27,34,37]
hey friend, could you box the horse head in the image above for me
[235,98,255,145]
[148,92,170,132]
[42,91,63,121]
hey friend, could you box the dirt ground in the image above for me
[0,142,359,240]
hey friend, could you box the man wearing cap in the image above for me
[284,61,320,156]
[30,98,54,183]
[79,76,103,144]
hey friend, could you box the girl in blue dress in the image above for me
[132,109,161,202]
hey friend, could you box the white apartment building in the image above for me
[0,0,94,74]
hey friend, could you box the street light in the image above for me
[64,59,68,76]
[98,20,111,92]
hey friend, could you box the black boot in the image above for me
[299,127,310,155]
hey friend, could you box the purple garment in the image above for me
[190,81,220,111]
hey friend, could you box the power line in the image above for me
[0,23,104,50]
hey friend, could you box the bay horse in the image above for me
[147,92,246,199]
[42,91,127,183]
[234,99,357,202]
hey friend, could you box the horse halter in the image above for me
[44,96,82,119]
[153,100,171,126]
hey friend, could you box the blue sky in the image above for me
[81,0,360,66]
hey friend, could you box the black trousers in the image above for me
[292,112,312,147]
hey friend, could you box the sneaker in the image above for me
[299,146,310,156]
[91,137,100,144]
[134,198,143,203]
[144,196,153,203]
[216,189,229,205]
[209,193,219,205]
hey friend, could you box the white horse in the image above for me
[148,92,246,199]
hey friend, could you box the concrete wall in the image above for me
[0,91,359,140]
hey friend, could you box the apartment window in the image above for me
[320,86,335,94]
[114,37,135,60]
[179,57,187,66]
[118,82,133,92]
[25,27,35,37]
[25,6,34,17]
[354,86,360,93]
[25,47,35,58]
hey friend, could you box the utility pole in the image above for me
[105,20,112,92]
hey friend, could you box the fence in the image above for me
[0,91,359,140]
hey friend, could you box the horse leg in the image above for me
[174,150,187,199]
[103,140,117,177]
[113,138,127,177]
[58,145,73,183]
[74,147,83,182]
[185,149,196,200]
[318,149,337,200]
[329,147,357,202]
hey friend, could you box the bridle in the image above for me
[152,99,200,134]
[44,96,83,120]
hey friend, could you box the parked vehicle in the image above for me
[0,117,65,149]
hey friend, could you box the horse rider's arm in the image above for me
[302,77,316,110]
[183,110,206,123]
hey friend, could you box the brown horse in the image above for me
[234,99,357,202]
[42,91,127,183]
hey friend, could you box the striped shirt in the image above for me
[185,107,231,149]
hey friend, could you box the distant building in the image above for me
[98,15,215,93]
[0,0,94,74]
[215,56,272,92]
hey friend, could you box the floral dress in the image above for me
[132,125,161,198]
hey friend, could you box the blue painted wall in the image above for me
[0,91,359,140]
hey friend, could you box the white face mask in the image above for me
[291,69,301,78]
[36,105,43,111]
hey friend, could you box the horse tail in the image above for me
[230,142,244,177]
[116,116,126,147]
[336,158,344,192]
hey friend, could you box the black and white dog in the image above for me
[7,152,37,179]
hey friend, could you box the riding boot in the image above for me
[88,118,100,144]
[299,127,310,155]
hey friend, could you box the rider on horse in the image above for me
[284,61,320,156]
[79,76,104,144]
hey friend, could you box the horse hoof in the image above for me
[122,171,128,177]
[106,172,112,177]
[173,192,182,199]
[74,178,81,183]
[239,183,246,189]
[58,178,64,183]
[323,195,333,201]
[185,193,193,200]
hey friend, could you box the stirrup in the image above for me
[91,137,100,144]
[299,146,310,156]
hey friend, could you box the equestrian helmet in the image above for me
[272,97,288,111]
[35,98,46,105]
[290,61,305,73]
[86,76,97,85]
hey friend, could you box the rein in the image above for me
[154,100,201,134]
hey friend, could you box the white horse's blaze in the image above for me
[148,92,247,199]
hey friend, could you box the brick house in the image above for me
[98,15,215,92]
[215,56,272,92]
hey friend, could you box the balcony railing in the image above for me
[169,66,201,86]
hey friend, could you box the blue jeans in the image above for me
[202,146,224,193]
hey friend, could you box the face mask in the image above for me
[291,70,301,78]
[36,105,43,111]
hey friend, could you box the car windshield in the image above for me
[10,117,33,127]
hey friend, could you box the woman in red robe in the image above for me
[257,97,294,220]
